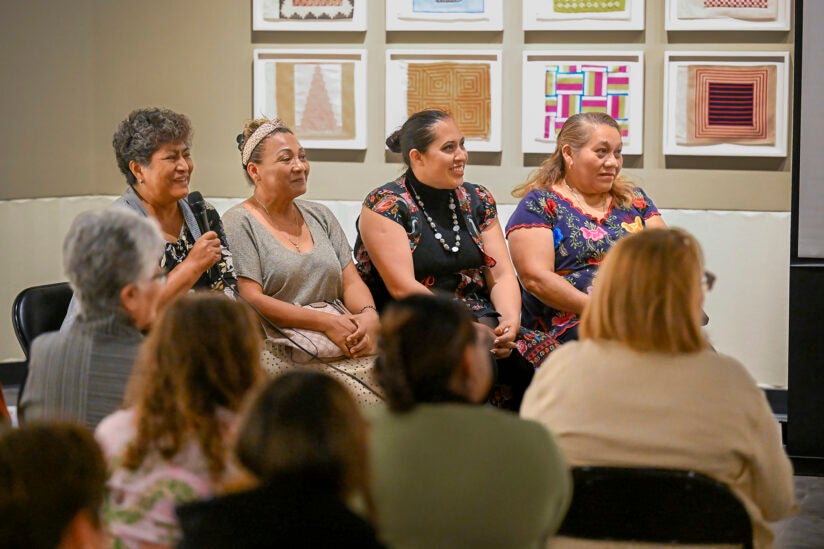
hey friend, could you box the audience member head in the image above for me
[64,208,165,328]
[513,112,634,206]
[386,109,454,168]
[235,371,374,517]
[112,107,192,187]
[580,227,710,353]
[0,423,107,549]
[376,294,494,412]
[236,117,295,185]
[123,294,262,478]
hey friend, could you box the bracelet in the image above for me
[358,305,377,314]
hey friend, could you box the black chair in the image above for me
[558,466,753,548]
[10,282,73,397]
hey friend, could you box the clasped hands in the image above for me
[323,309,379,358]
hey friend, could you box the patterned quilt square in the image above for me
[279,0,354,20]
[406,62,491,139]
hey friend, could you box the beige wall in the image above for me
[0,1,794,207]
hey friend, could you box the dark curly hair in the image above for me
[112,107,193,186]
[375,294,476,412]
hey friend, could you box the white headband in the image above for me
[241,120,285,166]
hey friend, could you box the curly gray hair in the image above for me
[112,107,192,186]
[63,208,164,316]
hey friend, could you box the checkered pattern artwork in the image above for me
[407,62,491,139]
[703,0,767,7]
[543,64,630,140]
[683,65,776,145]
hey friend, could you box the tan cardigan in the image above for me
[521,340,797,549]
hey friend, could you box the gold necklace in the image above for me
[252,196,302,253]
[563,179,609,216]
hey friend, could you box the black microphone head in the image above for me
[187,191,205,211]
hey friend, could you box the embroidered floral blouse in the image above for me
[355,173,556,367]
[505,186,661,340]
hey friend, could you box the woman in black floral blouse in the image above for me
[355,110,556,409]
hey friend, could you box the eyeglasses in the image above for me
[702,270,716,292]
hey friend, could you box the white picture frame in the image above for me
[523,0,645,31]
[662,51,789,157]
[386,0,503,31]
[665,0,791,31]
[252,0,367,31]
[522,50,644,155]
[385,49,502,152]
[253,48,368,150]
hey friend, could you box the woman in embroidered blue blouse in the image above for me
[506,112,666,344]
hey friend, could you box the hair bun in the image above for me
[385,131,402,154]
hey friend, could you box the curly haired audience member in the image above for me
[95,294,262,548]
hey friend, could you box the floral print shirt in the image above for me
[355,174,557,367]
[505,186,660,340]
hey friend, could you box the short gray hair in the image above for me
[63,208,164,316]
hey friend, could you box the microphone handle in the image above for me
[193,204,223,285]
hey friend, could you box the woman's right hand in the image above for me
[321,314,361,357]
[185,231,223,274]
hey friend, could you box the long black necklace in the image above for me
[408,181,462,254]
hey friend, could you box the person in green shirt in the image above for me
[368,294,572,549]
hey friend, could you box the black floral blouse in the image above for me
[354,173,557,368]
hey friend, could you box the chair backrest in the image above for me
[11,282,74,359]
[558,466,753,548]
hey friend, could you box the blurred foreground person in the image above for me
[0,422,107,549]
[521,228,797,548]
[177,371,383,548]
[20,208,165,428]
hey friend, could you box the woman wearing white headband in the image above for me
[222,119,382,405]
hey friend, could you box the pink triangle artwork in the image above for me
[299,65,339,134]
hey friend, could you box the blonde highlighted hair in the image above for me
[512,112,635,208]
[579,227,709,353]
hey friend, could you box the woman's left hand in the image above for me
[491,317,519,359]
[345,309,379,357]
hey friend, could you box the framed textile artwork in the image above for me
[662,51,789,156]
[252,0,366,31]
[522,0,645,30]
[253,49,367,149]
[522,51,644,155]
[386,0,503,31]
[665,0,791,30]
[385,50,502,152]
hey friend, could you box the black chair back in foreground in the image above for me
[558,466,753,548]
[11,282,73,360]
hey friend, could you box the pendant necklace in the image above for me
[563,179,609,217]
[253,196,302,253]
[408,182,462,253]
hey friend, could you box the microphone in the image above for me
[187,191,221,284]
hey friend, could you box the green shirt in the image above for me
[369,403,571,549]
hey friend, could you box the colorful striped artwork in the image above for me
[685,64,776,145]
[543,64,630,139]
[704,0,767,7]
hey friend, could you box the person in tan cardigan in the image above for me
[521,227,797,549]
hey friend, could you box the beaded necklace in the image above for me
[408,180,462,254]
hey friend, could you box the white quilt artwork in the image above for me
[293,64,343,131]
[262,0,354,21]
[390,0,488,21]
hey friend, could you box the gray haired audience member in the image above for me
[0,422,107,549]
[19,208,165,428]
